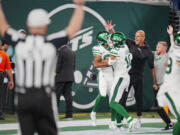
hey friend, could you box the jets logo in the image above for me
[48,4,107,110]
[70,26,93,51]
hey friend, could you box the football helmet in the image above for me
[96,31,110,46]
[110,32,126,48]
[175,32,180,46]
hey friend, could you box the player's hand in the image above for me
[105,20,116,31]
[8,81,14,90]
[153,84,158,91]
[167,25,173,35]
[73,0,85,6]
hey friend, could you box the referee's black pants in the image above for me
[55,82,73,118]
[153,88,172,125]
[15,87,58,135]
[120,75,143,117]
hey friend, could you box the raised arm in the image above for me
[0,1,10,37]
[105,20,115,34]
[65,0,85,40]
[167,25,174,45]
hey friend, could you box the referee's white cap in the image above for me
[27,9,51,27]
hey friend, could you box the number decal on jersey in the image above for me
[125,54,131,68]
[166,57,172,74]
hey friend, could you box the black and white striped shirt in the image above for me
[4,28,69,91]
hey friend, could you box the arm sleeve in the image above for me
[4,28,24,46]
[47,30,69,49]
[168,43,179,53]
[147,48,154,69]
[125,39,134,49]
[56,49,63,73]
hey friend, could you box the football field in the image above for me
[0,115,175,135]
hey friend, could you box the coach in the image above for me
[0,0,84,134]
[125,30,158,128]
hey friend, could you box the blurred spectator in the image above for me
[0,40,14,120]
[171,0,180,10]
[5,29,27,114]
[55,45,75,120]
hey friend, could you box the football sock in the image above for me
[158,107,171,125]
[92,95,105,112]
[110,109,116,121]
[116,113,123,127]
[110,101,130,119]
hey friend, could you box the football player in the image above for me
[157,25,180,135]
[107,32,135,131]
[90,31,114,126]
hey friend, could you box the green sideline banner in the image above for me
[2,0,169,113]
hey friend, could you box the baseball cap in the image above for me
[27,9,51,27]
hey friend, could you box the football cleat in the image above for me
[109,121,117,130]
[127,117,135,132]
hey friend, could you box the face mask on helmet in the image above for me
[175,32,180,46]
[96,31,110,46]
[106,34,114,48]
[110,32,126,48]
[108,40,114,48]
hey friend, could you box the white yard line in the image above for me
[59,129,172,135]
[0,118,176,131]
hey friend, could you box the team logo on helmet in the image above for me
[175,32,180,46]
[110,32,126,47]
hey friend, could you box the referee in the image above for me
[0,0,84,135]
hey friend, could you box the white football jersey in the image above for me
[92,45,112,72]
[163,44,180,90]
[110,44,132,76]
